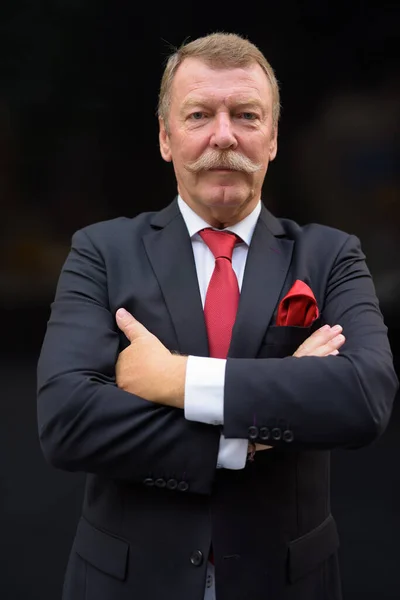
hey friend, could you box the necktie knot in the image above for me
[199,228,239,261]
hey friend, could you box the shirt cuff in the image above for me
[184,356,226,425]
[216,435,248,470]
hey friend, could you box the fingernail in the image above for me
[116,308,128,319]
[320,324,330,331]
[335,334,345,343]
[332,324,342,333]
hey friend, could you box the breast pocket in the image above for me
[258,319,322,358]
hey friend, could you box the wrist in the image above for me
[164,355,187,408]
[247,442,256,462]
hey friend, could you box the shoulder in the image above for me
[70,211,158,252]
[280,216,351,244]
[262,205,353,247]
[264,210,364,267]
[273,214,360,256]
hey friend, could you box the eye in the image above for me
[189,111,206,120]
[239,112,258,120]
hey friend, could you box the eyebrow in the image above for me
[180,97,266,115]
[231,98,264,109]
[180,98,210,113]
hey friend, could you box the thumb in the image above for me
[115,308,149,343]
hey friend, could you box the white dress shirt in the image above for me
[178,195,262,470]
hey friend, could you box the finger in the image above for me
[305,334,346,358]
[307,324,343,348]
[294,325,336,355]
[115,308,150,343]
[294,324,343,357]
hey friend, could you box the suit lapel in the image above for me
[143,199,293,359]
[142,199,209,357]
[229,205,294,358]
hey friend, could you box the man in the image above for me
[37,33,398,600]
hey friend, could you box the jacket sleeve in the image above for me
[37,228,220,494]
[223,234,399,449]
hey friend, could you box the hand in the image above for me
[115,308,187,408]
[293,324,345,358]
[253,324,345,454]
[254,443,273,452]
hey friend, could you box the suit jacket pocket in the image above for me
[73,517,129,581]
[259,319,321,358]
[287,514,339,583]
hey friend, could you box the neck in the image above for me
[179,194,260,228]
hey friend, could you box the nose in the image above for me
[210,113,238,150]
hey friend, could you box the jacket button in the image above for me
[190,550,203,566]
[283,429,294,443]
[178,481,189,492]
[259,427,270,441]
[271,427,282,440]
[248,425,258,440]
[167,478,178,490]
[143,477,154,487]
[155,478,166,488]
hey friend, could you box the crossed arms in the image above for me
[37,229,398,494]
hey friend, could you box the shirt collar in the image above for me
[177,195,261,246]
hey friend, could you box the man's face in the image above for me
[159,57,278,226]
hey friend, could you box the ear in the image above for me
[269,127,278,161]
[159,117,172,162]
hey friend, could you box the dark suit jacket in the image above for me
[37,198,398,600]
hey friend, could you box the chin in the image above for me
[201,184,249,207]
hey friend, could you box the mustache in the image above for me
[185,150,262,174]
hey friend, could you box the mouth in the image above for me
[208,167,237,172]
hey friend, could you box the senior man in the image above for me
[37,32,398,600]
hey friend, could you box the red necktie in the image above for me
[199,228,240,566]
[199,228,240,359]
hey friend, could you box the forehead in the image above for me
[171,57,272,108]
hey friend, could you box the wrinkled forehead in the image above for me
[170,57,273,108]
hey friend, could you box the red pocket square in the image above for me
[276,280,319,327]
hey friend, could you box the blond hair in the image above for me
[158,32,280,132]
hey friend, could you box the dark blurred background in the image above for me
[0,1,399,598]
